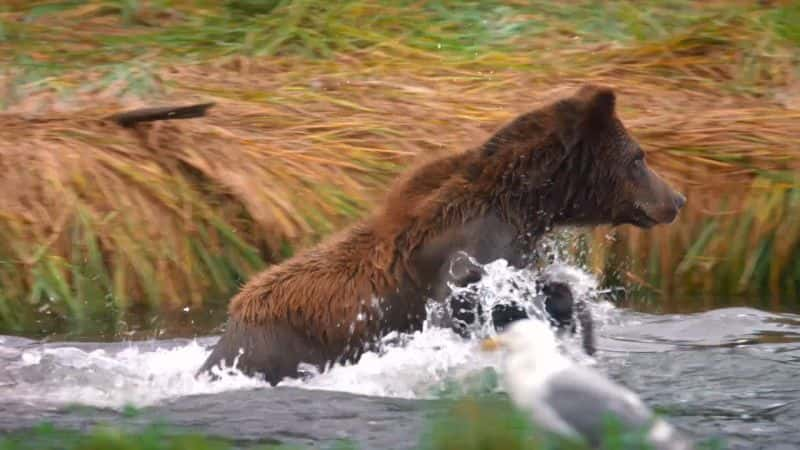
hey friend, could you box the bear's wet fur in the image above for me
[198,84,685,385]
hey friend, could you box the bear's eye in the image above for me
[631,156,646,177]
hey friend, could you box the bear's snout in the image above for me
[655,190,686,224]
[633,168,686,227]
[646,204,678,225]
[632,190,684,227]
[673,192,687,210]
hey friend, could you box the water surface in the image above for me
[1,262,799,449]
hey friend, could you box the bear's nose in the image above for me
[674,193,687,209]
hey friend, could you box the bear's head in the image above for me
[532,84,686,229]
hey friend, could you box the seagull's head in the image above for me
[481,318,559,358]
[480,319,571,387]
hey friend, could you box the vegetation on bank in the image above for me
[1,0,799,334]
[0,396,726,450]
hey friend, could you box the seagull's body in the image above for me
[483,319,694,450]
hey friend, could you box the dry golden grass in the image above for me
[1,0,799,331]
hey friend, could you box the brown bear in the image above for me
[197,84,686,385]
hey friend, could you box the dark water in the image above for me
[1,264,799,449]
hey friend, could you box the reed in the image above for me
[1,0,798,332]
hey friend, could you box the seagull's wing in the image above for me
[541,365,655,446]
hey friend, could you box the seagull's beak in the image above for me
[480,336,505,352]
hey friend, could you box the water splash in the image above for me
[284,327,488,399]
[283,260,615,399]
[1,340,268,409]
[0,260,612,410]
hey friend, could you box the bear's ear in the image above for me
[554,84,616,150]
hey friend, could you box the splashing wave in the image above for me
[0,260,612,409]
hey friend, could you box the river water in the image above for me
[1,261,799,449]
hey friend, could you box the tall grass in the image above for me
[1,0,799,333]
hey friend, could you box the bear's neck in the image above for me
[485,150,573,235]
[382,136,599,271]
[390,152,560,267]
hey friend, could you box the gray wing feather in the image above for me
[541,366,655,445]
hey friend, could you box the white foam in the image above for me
[283,327,497,399]
[0,260,611,410]
[2,340,268,409]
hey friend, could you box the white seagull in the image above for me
[481,319,694,450]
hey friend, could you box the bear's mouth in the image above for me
[630,209,658,228]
